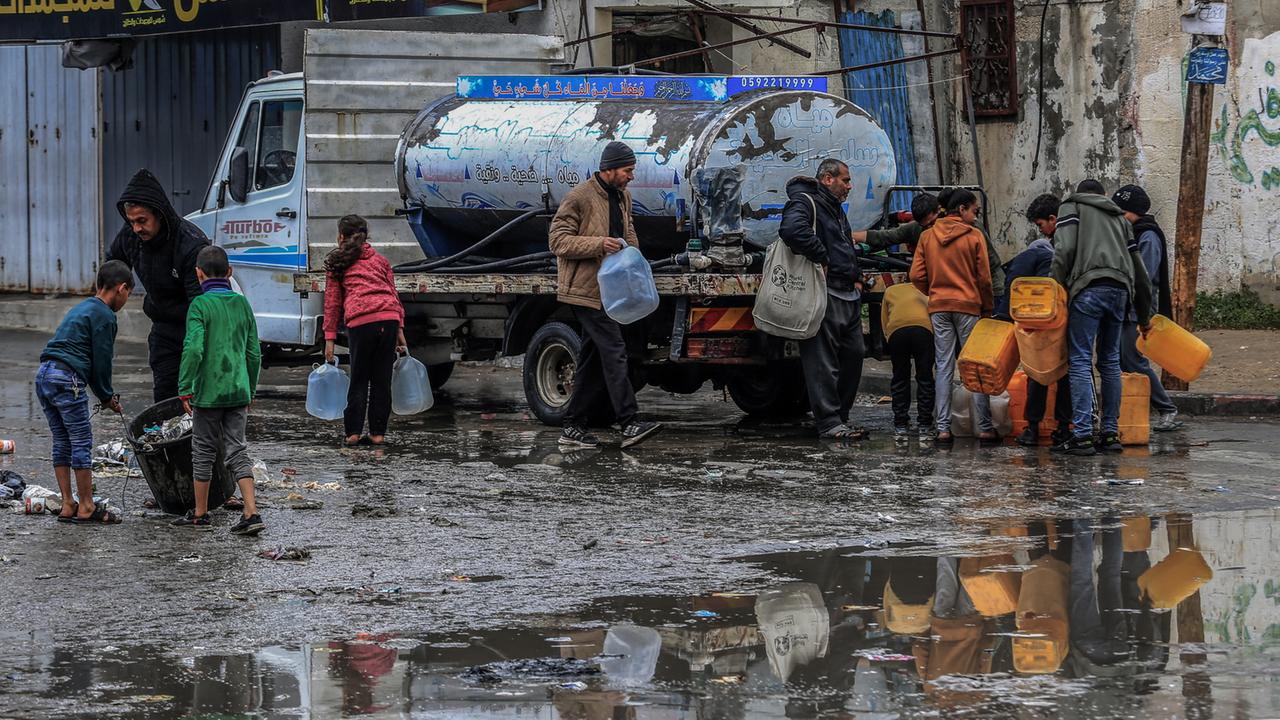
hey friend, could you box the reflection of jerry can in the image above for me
[883,580,933,635]
[1122,516,1152,552]
[959,555,1022,617]
[1013,556,1070,674]
[1138,548,1214,608]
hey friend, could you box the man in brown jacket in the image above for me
[549,141,661,449]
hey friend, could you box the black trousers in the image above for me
[564,305,637,427]
[886,326,934,427]
[345,320,398,437]
[148,321,186,403]
[798,296,864,432]
[1026,375,1072,428]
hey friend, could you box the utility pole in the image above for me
[1167,38,1221,392]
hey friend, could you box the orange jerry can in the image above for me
[959,318,1020,395]
[1119,372,1150,446]
[1014,324,1068,386]
[1007,372,1056,438]
[1009,277,1068,330]
[1136,314,1212,383]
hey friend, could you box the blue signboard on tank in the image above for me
[1186,47,1229,85]
[457,75,828,102]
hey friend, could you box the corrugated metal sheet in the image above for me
[0,47,29,292]
[302,29,566,270]
[26,45,100,294]
[839,10,919,213]
[101,26,280,246]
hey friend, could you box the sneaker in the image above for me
[893,425,910,441]
[1052,435,1097,456]
[559,425,599,448]
[1152,411,1184,432]
[171,511,211,528]
[1016,425,1040,447]
[1094,432,1124,453]
[1050,427,1074,446]
[621,420,662,449]
[230,513,266,536]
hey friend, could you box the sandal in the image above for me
[57,513,77,524]
[820,425,869,441]
[935,431,955,445]
[223,496,245,511]
[142,497,159,509]
[72,507,121,524]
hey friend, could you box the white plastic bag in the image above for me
[391,353,434,415]
[752,195,827,339]
[306,358,350,421]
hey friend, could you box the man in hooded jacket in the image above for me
[106,169,210,402]
[779,158,867,440]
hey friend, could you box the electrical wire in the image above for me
[1030,0,1052,180]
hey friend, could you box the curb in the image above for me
[858,367,1280,418]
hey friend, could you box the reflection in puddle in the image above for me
[7,510,1280,718]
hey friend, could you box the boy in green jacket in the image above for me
[172,245,265,534]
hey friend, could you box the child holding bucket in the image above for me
[322,215,406,447]
[172,246,264,535]
[36,261,133,524]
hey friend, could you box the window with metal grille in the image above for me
[960,0,1018,117]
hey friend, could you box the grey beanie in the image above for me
[1112,184,1151,215]
[599,141,636,171]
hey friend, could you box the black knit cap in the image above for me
[599,141,637,171]
[1112,184,1151,215]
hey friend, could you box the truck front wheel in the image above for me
[523,322,581,426]
[428,362,455,390]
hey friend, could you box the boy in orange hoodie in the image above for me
[909,189,997,444]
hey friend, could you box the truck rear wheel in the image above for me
[427,362,454,390]
[727,364,808,416]
[523,322,581,426]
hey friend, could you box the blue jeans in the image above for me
[35,360,93,469]
[1068,286,1127,437]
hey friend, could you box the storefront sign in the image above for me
[0,0,539,41]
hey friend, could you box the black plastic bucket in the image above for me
[126,398,234,515]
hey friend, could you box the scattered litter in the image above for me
[448,575,472,582]
[257,546,311,562]
[302,481,343,492]
[281,467,298,476]
[93,439,132,466]
[178,554,201,563]
[691,610,719,618]
[35,574,55,580]
[480,413,498,421]
[841,605,881,612]
[460,657,601,685]
[1096,478,1144,486]
[876,512,898,523]
[281,493,323,510]
[876,395,892,405]
[856,651,915,662]
[709,675,743,684]
[557,682,588,691]
[582,538,598,550]
[1204,485,1230,493]
[140,414,192,444]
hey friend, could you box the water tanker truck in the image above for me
[187,28,910,424]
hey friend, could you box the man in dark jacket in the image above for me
[1112,184,1181,431]
[106,169,210,402]
[779,158,866,440]
[1003,193,1072,447]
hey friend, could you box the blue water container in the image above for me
[597,241,659,325]
[306,359,350,421]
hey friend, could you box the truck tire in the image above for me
[523,322,581,426]
[727,364,808,416]
[427,362,455,390]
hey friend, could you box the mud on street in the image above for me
[2,330,1279,718]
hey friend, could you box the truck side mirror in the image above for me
[228,147,249,204]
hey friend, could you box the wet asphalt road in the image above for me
[1,330,1279,718]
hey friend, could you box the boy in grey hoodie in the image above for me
[1050,181,1154,456]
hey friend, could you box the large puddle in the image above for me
[6,509,1278,719]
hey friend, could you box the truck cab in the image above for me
[186,72,321,355]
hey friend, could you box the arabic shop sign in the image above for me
[457,75,829,102]
[0,0,540,41]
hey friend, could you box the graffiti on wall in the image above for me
[1213,57,1280,189]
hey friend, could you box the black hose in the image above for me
[429,252,556,273]
[648,257,677,269]
[1030,0,1051,180]
[394,208,551,273]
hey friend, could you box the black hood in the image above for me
[116,168,181,248]
[786,175,820,199]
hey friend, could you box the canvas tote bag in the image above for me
[752,194,828,339]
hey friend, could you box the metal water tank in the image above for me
[395,89,897,258]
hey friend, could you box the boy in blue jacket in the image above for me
[36,261,133,524]
[1002,194,1072,447]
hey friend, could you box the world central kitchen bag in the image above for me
[752,195,827,339]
